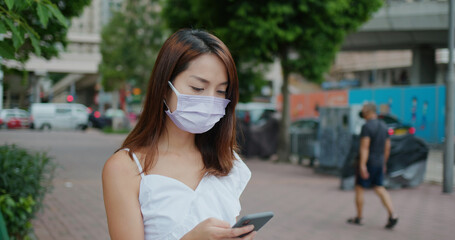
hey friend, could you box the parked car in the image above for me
[378,114,415,136]
[290,118,319,132]
[0,109,31,129]
[88,108,127,129]
[235,102,278,158]
[30,103,89,130]
[236,102,276,126]
[88,110,110,129]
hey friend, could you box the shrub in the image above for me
[0,144,56,240]
[102,126,130,134]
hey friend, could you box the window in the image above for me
[18,112,29,118]
[76,108,86,113]
[56,108,71,115]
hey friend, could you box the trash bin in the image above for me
[317,107,352,175]
[290,128,319,165]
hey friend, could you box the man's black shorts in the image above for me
[356,165,384,188]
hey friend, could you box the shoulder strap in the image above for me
[121,148,145,177]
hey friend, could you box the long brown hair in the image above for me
[120,29,239,176]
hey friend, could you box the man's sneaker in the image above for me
[385,216,398,229]
[347,217,363,226]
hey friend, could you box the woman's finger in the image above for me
[222,230,257,240]
[219,224,254,238]
[204,217,231,228]
[241,231,257,240]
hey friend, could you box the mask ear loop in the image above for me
[168,81,180,95]
[163,100,170,111]
[164,81,179,112]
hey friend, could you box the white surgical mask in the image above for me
[164,81,230,134]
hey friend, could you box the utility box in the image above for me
[317,106,362,175]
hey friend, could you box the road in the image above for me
[0,130,454,240]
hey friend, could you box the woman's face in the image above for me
[167,54,228,112]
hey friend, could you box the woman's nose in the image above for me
[204,88,218,97]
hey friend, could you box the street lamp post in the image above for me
[444,0,455,193]
[0,64,3,111]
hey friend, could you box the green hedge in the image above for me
[0,145,56,240]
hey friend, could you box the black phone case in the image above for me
[232,211,274,238]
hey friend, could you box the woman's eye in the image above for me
[217,90,227,95]
[191,87,204,92]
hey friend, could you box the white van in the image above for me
[30,103,89,130]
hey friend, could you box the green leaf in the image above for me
[4,18,20,40]
[0,22,6,34]
[12,27,25,50]
[5,0,14,10]
[13,35,22,49]
[37,4,50,27]
[14,0,30,11]
[29,31,41,56]
[46,4,69,28]
[4,18,25,50]
[0,41,15,59]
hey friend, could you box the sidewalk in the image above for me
[425,148,455,184]
[242,157,455,240]
[0,130,453,240]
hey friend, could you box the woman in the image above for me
[102,29,256,240]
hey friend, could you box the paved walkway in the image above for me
[0,130,454,240]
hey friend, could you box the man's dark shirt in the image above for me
[360,118,389,167]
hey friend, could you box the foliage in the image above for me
[164,0,382,82]
[163,0,271,102]
[102,126,131,134]
[163,0,383,161]
[0,209,9,240]
[99,0,167,92]
[0,144,56,239]
[0,0,91,62]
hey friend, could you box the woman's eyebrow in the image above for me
[190,75,228,86]
[190,75,209,84]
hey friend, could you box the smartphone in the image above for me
[232,211,274,238]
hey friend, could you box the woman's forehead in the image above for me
[182,54,228,84]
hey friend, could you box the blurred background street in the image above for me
[2,0,455,239]
[0,130,453,240]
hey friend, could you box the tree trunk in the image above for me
[277,55,291,162]
[19,90,26,109]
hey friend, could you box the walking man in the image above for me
[347,103,399,229]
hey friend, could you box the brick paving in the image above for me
[0,130,454,240]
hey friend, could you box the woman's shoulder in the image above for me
[103,149,141,182]
[219,151,251,198]
[232,152,251,175]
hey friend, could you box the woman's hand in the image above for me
[182,218,257,240]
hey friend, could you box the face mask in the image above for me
[164,81,231,134]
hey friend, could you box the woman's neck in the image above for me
[159,118,197,153]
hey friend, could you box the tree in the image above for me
[163,0,269,103]
[163,0,382,161]
[0,0,91,62]
[99,0,167,92]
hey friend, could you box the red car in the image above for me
[0,109,31,129]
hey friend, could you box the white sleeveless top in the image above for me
[123,149,251,240]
